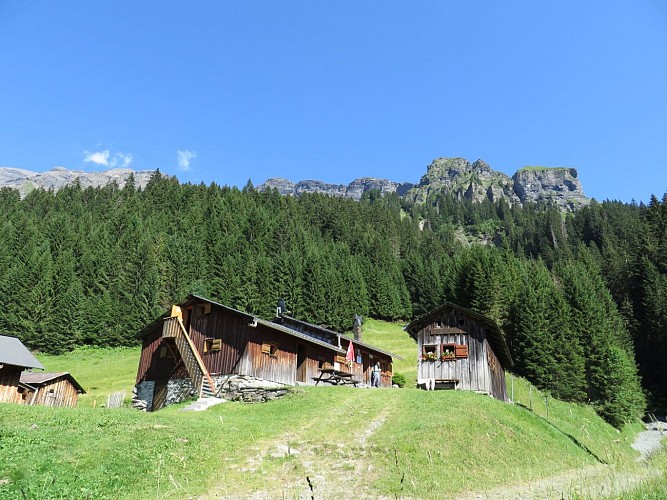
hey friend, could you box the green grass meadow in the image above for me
[0,320,662,499]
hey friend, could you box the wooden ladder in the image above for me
[162,316,217,398]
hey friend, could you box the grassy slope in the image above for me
[37,347,140,407]
[0,321,651,499]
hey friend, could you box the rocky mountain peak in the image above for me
[259,157,589,211]
[0,166,159,198]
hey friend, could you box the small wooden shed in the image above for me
[19,372,86,407]
[405,302,512,401]
[0,335,44,404]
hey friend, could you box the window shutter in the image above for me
[455,344,468,358]
[261,343,271,354]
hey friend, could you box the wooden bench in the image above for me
[313,369,360,387]
[418,378,460,390]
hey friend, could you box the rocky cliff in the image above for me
[260,177,414,200]
[512,167,589,211]
[260,157,590,211]
[0,166,159,198]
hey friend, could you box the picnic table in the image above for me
[313,368,360,387]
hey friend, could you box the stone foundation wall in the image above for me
[213,375,291,403]
[132,381,154,411]
[166,378,195,406]
[132,375,291,410]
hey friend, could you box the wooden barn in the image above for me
[19,372,86,407]
[135,295,396,411]
[0,335,44,404]
[405,302,512,401]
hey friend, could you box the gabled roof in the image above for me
[137,294,256,339]
[19,372,86,393]
[278,315,401,360]
[0,335,44,370]
[404,302,512,368]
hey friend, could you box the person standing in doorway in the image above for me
[372,362,381,388]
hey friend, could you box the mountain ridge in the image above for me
[0,156,590,210]
[261,157,590,211]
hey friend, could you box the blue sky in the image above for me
[1,2,666,203]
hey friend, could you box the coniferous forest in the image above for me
[1,171,666,427]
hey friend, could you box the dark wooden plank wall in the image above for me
[188,303,340,385]
[417,308,506,399]
[0,366,22,403]
[136,327,188,383]
[187,304,250,376]
[30,378,81,407]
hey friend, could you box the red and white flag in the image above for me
[346,341,355,362]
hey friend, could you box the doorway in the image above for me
[296,344,307,383]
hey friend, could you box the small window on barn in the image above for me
[441,344,456,360]
[421,344,438,361]
[159,346,168,358]
[200,303,212,315]
[204,338,222,353]
[261,342,278,356]
[458,319,465,326]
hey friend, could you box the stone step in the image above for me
[182,397,226,412]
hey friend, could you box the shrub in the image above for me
[392,372,406,388]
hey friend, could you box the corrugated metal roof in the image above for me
[19,371,86,393]
[0,336,44,370]
[255,319,346,353]
[279,315,402,360]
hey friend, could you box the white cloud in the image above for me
[84,150,110,166]
[83,150,133,168]
[176,149,197,171]
[115,153,133,168]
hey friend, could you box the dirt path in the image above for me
[200,407,390,499]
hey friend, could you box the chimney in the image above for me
[353,313,362,341]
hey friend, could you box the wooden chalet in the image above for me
[19,372,86,407]
[0,335,44,404]
[135,295,396,411]
[405,302,512,401]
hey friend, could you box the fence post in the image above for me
[529,385,533,411]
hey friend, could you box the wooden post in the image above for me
[529,385,533,412]
[544,395,549,420]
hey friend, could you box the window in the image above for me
[200,303,212,315]
[204,338,222,353]
[441,344,456,360]
[261,342,278,356]
[421,344,438,361]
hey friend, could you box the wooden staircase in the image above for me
[162,315,217,398]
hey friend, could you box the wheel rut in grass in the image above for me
[201,392,391,499]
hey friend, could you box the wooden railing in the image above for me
[162,317,216,398]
